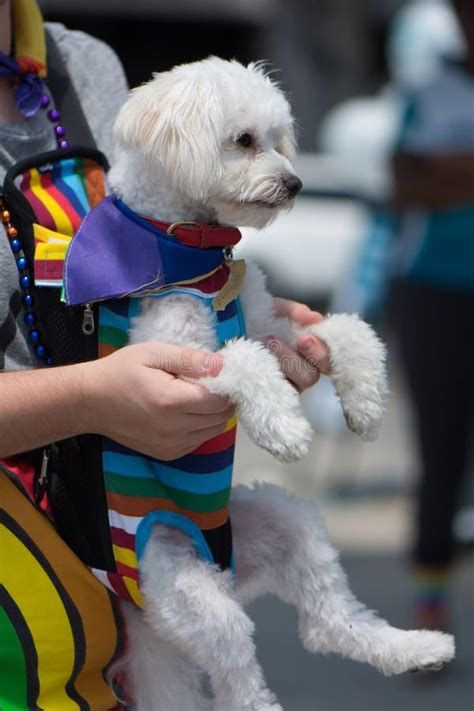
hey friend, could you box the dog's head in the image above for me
[114,57,301,229]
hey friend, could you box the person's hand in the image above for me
[81,342,234,460]
[269,298,331,392]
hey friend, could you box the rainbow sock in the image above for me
[413,565,450,630]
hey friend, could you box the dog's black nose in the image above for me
[284,175,303,197]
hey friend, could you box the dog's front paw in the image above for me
[200,338,312,462]
[309,314,388,441]
[251,410,313,463]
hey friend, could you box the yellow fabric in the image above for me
[10,0,47,77]
[1,526,78,710]
[0,473,121,710]
[225,416,238,432]
[33,223,72,244]
[34,223,72,261]
[112,543,137,571]
[123,577,143,608]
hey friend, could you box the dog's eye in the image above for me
[236,133,253,148]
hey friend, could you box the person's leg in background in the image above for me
[0,470,126,711]
[393,280,474,629]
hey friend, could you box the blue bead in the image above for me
[22,293,34,307]
[24,312,37,326]
[35,344,46,358]
[17,256,28,270]
[20,275,30,288]
[45,356,53,366]
[29,329,41,343]
[10,239,21,253]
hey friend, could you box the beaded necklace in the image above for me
[0,90,71,366]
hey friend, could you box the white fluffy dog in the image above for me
[107,57,454,710]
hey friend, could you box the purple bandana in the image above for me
[64,196,226,306]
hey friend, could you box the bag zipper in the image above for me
[81,302,95,335]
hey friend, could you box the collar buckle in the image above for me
[166,221,200,235]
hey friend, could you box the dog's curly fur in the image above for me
[107,57,454,710]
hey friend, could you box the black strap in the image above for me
[45,28,97,149]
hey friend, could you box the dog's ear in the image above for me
[114,72,224,200]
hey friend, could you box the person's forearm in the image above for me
[0,363,89,457]
[392,152,474,209]
[394,175,474,208]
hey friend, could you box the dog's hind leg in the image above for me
[120,602,210,711]
[139,526,283,711]
[231,483,455,676]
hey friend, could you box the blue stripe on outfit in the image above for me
[104,438,234,474]
[105,298,138,318]
[168,446,235,474]
[103,451,233,493]
[99,305,130,332]
[217,301,237,321]
[136,512,215,563]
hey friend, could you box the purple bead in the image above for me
[55,125,65,138]
[48,108,60,122]
[59,140,70,149]
[10,239,21,252]
[41,94,51,108]
[29,329,41,344]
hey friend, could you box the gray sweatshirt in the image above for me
[0,22,129,370]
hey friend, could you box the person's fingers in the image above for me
[177,422,232,455]
[296,333,331,375]
[166,379,233,415]
[273,297,324,327]
[144,341,224,378]
[184,406,236,430]
[267,337,320,391]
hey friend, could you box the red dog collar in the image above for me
[143,217,242,249]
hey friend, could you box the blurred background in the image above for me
[39,0,474,708]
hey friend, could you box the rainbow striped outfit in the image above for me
[92,274,246,608]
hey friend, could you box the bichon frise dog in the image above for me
[94,57,454,710]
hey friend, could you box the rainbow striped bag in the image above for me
[3,146,108,364]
